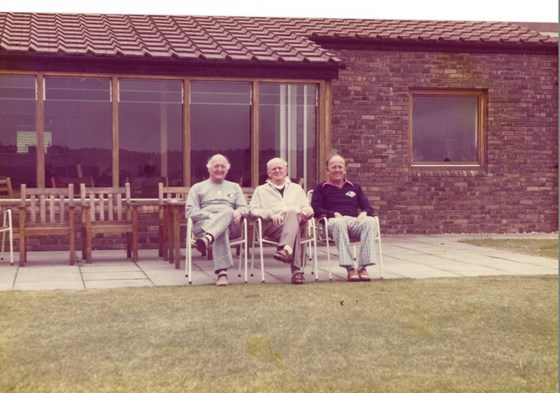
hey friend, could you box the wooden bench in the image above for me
[18,184,76,266]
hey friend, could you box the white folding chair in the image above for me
[317,215,383,280]
[0,208,14,265]
[308,189,383,280]
[250,216,318,283]
[185,216,248,284]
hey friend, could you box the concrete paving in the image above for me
[0,233,556,291]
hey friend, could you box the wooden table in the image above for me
[163,199,185,269]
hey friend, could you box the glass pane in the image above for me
[190,81,251,186]
[0,75,37,188]
[119,79,184,195]
[412,95,478,163]
[45,76,112,187]
[259,83,317,190]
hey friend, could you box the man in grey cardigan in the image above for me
[185,154,248,286]
[249,157,313,284]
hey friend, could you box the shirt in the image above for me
[311,180,374,218]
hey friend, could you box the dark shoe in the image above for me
[195,236,209,255]
[273,249,293,264]
[291,271,305,285]
[358,268,371,282]
[347,268,360,282]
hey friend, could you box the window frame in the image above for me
[408,89,486,169]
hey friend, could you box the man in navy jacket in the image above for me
[311,154,378,281]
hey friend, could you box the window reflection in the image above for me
[190,82,251,186]
[0,75,37,188]
[412,94,479,164]
[119,79,183,196]
[259,83,317,190]
[44,76,112,187]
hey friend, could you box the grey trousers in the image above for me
[261,211,304,268]
[327,216,378,268]
[193,209,241,273]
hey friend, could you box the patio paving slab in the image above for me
[0,234,555,291]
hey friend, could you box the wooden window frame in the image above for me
[408,89,486,169]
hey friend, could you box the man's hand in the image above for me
[356,211,367,223]
[270,212,284,226]
[233,209,242,224]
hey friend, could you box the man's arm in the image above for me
[356,184,374,216]
[311,183,335,218]
[185,183,210,221]
[233,184,249,217]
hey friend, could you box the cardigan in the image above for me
[249,178,313,219]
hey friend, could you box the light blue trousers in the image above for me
[193,209,241,273]
[327,216,378,268]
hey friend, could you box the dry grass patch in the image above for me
[458,238,558,259]
[0,276,556,393]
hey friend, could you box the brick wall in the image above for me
[328,48,558,234]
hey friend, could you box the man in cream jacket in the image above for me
[249,157,313,284]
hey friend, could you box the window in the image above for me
[0,75,37,187]
[259,83,317,189]
[119,79,183,193]
[0,74,323,192]
[190,81,251,186]
[45,76,112,186]
[410,90,484,167]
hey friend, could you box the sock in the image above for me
[284,245,293,255]
[204,233,214,244]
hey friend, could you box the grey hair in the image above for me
[266,157,288,170]
[326,153,345,167]
[206,154,231,170]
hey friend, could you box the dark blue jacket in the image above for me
[311,180,374,218]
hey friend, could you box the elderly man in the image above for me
[311,154,378,282]
[249,157,313,284]
[185,154,248,286]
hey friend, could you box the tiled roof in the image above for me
[0,13,556,66]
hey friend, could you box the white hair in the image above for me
[266,157,288,170]
[206,154,231,170]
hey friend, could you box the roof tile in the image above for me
[0,12,555,66]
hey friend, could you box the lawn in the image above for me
[0,276,557,393]
[458,238,558,259]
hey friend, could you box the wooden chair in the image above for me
[52,176,94,189]
[18,184,76,266]
[0,177,14,198]
[158,183,190,260]
[80,183,139,263]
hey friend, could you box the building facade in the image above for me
[0,13,557,238]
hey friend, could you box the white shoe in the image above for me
[216,275,228,286]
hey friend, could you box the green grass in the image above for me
[458,238,558,259]
[0,276,557,393]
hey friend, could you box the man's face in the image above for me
[267,161,288,185]
[326,156,346,182]
[208,157,229,183]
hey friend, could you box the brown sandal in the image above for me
[358,268,371,282]
[291,271,305,285]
